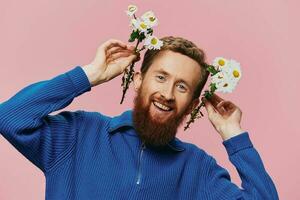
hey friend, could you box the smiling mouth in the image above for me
[152,101,173,112]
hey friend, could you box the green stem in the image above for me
[120,39,141,104]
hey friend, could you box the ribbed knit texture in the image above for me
[0,66,279,200]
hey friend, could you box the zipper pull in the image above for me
[142,143,146,149]
[141,141,146,149]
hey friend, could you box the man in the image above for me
[0,37,278,199]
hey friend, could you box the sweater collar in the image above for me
[108,109,186,152]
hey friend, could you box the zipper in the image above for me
[136,141,146,185]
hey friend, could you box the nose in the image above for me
[160,83,175,101]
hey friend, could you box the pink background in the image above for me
[0,0,298,199]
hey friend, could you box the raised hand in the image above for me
[202,93,244,141]
[82,39,140,87]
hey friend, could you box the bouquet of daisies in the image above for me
[183,57,242,130]
[120,5,163,104]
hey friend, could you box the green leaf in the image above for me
[203,90,212,99]
[129,30,139,42]
[203,87,216,99]
[138,32,146,42]
[206,65,220,76]
[210,83,217,92]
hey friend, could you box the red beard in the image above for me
[132,87,189,148]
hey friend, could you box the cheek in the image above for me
[140,85,156,104]
[147,78,159,90]
[143,82,160,97]
[176,96,192,111]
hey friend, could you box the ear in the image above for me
[185,98,200,115]
[133,71,143,92]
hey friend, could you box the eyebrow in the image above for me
[153,69,192,90]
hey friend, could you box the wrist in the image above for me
[81,64,105,87]
[219,124,244,141]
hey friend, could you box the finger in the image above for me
[209,93,225,107]
[105,43,127,52]
[101,39,127,51]
[224,101,238,114]
[216,101,228,115]
[106,45,136,58]
[221,101,235,110]
[202,98,218,116]
[218,101,238,116]
[126,45,136,51]
[216,101,228,109]
[106,51,137,64]
[132,52,140,61]
[108,51,133,61]
[107,47,128,56]
[121,54,139,68]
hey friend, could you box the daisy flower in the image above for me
[144,35,163,50]
[141,11,158,28]
[211,65,237,93]
[133,18,149,33]
[210,57,242,94]
[126,5,138,17]
[130,18,139,31]
[227,59,242,83]
[213,74,236,93]
[211,70,226,84]
[213,57,229,72]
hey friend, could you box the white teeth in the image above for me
[153,101,172,111]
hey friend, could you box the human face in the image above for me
[133,50,201,124]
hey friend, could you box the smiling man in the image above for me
[132,49,203,148]
[0,37,278,199]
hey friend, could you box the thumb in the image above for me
[124,54,139,66]
[202,98,217,117]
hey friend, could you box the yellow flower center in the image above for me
[129,6,136,12]
[233,70,240,78]
[151,38,158,45]
[140,23,147,29]
[218,59,225,66]
[149,16,156,22]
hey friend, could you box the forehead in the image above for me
[147,50,201,86]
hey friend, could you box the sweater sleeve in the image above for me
[0,66,91,173]
[204,132,279,200]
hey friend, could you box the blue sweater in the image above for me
[0,66,278,200]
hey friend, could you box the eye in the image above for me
[177,84,187,92]
[156,75,165,81]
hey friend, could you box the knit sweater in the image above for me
[0,66,279,200]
